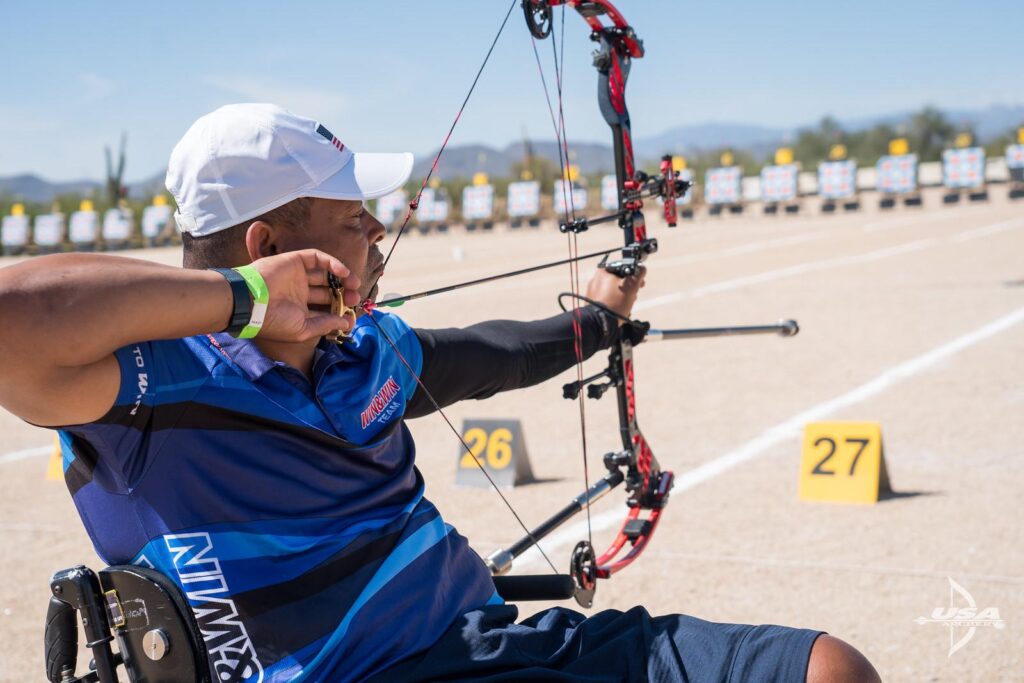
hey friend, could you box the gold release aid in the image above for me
[326,273,357,342]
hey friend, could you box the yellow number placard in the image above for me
[46,436,64,481]
[799,422,891,504]
[459,427,513,470]
[456,419,534,489]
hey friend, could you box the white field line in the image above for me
[859,207,969,233]
[515,303,1024,571]
[0,445,51,465]
[634,218,1023,313]
[653,230,831,269]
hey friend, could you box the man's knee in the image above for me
[806,634,880,683]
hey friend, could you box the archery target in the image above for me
[1008,145,1024,183]
[1,214,29,247]
[461,185,494,220]
[507,181,541,217]
[600,174,619,210]
[142,204,172,238]
[69,210,99,244]
[417,188,450,222]
[818,160,857,200]
[760,164,799,202]
[102,208,133,241]
[1006,144,1024,169]
[942,147,985,189]
[553,180,588,216]
[375,190,408,226]
[876,154,918,194]
[33,214,63,246]
[704,166,742,204]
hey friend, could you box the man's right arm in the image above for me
[0,250,356,427]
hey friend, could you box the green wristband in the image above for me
[232,265,269,339]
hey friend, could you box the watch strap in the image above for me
[210,268,253,337]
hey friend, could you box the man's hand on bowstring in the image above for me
[585,264,646,324]
[251,249,361,342]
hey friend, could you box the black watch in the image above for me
[211,268,253,337]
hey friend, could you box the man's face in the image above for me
[281,198,387,305]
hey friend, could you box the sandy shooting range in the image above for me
[1,188,1022,681]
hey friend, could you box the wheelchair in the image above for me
[44,565,211,683]
[44,564,574,682]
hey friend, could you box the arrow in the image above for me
[371,245,624,309]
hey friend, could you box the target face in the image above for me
[553,180,588,215]
[375,190,408,225]
[1,215,29,246]
[142,204,172,238]
[760,164,799,202]
[818,160,857,200]
[69,210,99,244]
[1006,144,1024,169]
[600,174,619,210]
[418,188,450,222]
[33,214,63,246]
[876,154,918,194]
[704,166,742,204]
[461,185,493,220]
[942,147,985,189]
[101,209,133,241]
[508,181,541,217]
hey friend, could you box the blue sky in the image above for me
[1,0,1020,182]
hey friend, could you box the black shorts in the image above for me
[369,604,822,682]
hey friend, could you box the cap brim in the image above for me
[309,151,414,201]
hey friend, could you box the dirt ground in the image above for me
[1,188,1022,681]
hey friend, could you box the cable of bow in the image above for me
[355,0,567,578]
[526,3,596,563]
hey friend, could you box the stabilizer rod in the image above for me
[484,468,625,576]
[646,319,798,342]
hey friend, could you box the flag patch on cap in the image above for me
[315,123,345,152]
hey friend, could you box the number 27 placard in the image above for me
[798,422,891,504]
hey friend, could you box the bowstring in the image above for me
[375,0,520,281]
[363,312,560,575]
[360,0,563,577]
[528,6,595,554]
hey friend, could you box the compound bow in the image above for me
[356,0,797,608]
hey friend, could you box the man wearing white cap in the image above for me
[0,104,876,682]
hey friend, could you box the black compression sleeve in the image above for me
[405,306,618,418]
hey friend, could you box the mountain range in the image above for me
[3,104,1021,204]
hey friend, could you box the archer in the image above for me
[0,104,876,682]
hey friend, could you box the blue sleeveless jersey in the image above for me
[57,311,501,682]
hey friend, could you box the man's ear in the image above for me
[244,221,278,262]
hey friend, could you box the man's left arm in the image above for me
[405,267,643,418]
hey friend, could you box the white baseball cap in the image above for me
[166,103,414,237]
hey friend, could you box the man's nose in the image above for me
[365,211,387,244]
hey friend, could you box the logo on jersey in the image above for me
[129,345,148,416]
[360,376,401,429]
[165,533,264,682]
